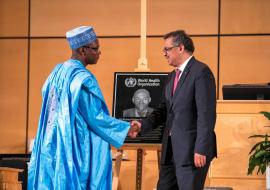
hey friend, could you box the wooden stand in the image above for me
[112,143,161,190]
[135,0,150,72]
[0,167,23,190]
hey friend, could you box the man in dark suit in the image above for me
[132,30,217,190]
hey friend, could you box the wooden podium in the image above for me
[112,143,161,190]
[0,167,23,190]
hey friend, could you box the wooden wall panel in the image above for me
[141,162,159,190]
[219,36,270,99]
[192,37,218,83]
[217,101,270,114]
[31,0,140,36]
[28,39,70,140]
[117,161,136,189]
[0,0,28,36]
[0,40,28,153]
[221,0,270,34]
[148,0,218,35]
[212,114,268,178]
[115,160,159,190]
[1,0,270,189]
[147,37,170,72]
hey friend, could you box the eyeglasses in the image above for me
[163,45,178,53]
[83,45,100,52]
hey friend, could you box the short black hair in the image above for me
[163,30,194,53]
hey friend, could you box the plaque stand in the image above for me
[135,0,150,72]
[112,143,161,190]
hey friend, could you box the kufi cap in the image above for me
[66,26,97,49]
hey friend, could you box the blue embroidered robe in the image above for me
[28,59,130,190]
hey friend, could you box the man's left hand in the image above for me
[194,153,206,167]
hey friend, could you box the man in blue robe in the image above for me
[28,26,139,190]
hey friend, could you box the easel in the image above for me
[112,143,161,190]
[112,1,160,189]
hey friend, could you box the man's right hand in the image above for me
[128,120,142,138]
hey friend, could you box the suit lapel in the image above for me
[165,72,175,107]
[172,57,195,101]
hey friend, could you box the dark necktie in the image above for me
[173,69,181,95]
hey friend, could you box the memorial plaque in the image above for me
[112,72,169,143]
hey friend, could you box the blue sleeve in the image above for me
[78,79,130,148]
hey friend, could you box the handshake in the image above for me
[128,120,142,138]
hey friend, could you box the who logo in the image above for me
[124,77,137,87]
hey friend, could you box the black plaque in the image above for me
[112,72,168,143]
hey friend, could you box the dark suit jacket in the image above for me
[141,57,217,167]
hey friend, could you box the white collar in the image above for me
[177,55,193,72]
